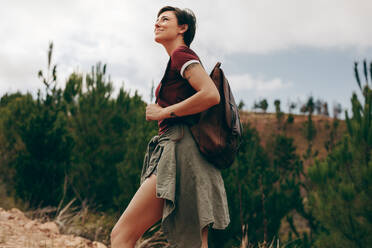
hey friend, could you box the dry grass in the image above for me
[23,198,115,246]
[135,223,170,248]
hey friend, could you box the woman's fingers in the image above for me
[146,104,155,120]
[146,104,164,121]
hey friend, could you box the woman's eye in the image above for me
[156,16,169,24]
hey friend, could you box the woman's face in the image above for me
[154,11,183,44]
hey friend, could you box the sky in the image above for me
[1,0,372,115]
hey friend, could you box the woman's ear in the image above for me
[179,24,188,34]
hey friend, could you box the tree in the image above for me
[286,101,296,124]
[65,63,157,210]
[308,60,372,248]
[1,42,73,207]
[253,99,268,113]
[260,99,268,113]
[324,118,340,152]
[0,43,157,211]
[288,101,297,114]
[274,99,284,130]
[333,102,342,119]
[315,99,322,115]
[210,124,305,247]
[322,102,329,116]
[301,96,318,167]
[0,93,35,194]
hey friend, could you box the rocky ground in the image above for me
[0,207,106,248]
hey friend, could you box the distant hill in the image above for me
[240,111,346,168]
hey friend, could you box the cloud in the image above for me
[229,73,292,93]
[195,0,372,54]
[228,73,294,112]
[0,0,371,101]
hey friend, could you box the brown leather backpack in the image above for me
[190,62,242,169]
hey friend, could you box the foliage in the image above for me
[210,124,304,247]
[274,99,284,130]
[308,60,372,248]
[324,118,340,152]
[0,44,157,212]
[301,96,318,167]
[286,114,294,124]
[61,63,157,211]
[0,43,73,207]
[2,44,367,248]
[254,99,269,113]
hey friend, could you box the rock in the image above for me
[0,208,108,248]
[93,241,107,248]
[9,208,27,220]
[0,211,12,220]
[24,220,37,229]
[39,222,60,234]
[65,236,85,246]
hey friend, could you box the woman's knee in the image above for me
[111,175,163,246]
[110,225,122,244]
[110,225,120,241]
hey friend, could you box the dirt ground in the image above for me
[0,207,106,248]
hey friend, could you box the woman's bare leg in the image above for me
[201,226,208,248]
[111,174,164,248]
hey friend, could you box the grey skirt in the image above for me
[140,124,230,248]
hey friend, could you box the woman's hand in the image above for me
[146,103,168,121]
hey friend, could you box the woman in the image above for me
[111,6,230,248]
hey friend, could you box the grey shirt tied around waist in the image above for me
[140,124,230,248]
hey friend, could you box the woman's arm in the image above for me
[146,63,220,121]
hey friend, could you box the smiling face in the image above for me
[154,11,186,45]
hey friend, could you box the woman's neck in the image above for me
[163,39,187,56]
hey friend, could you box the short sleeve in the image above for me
[171,48,200,78]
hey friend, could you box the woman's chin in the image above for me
[154,36,163,44]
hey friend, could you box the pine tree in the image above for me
[308,60,372,248]
[210,124,304,247]
[1,42,73,207]
[66,63,157,210]
[302,96,318,165]
[261,99,269,113]
[274,99,284,130]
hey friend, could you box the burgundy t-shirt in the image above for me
[155,46,201,134]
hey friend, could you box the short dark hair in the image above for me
[157,6,196,47]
